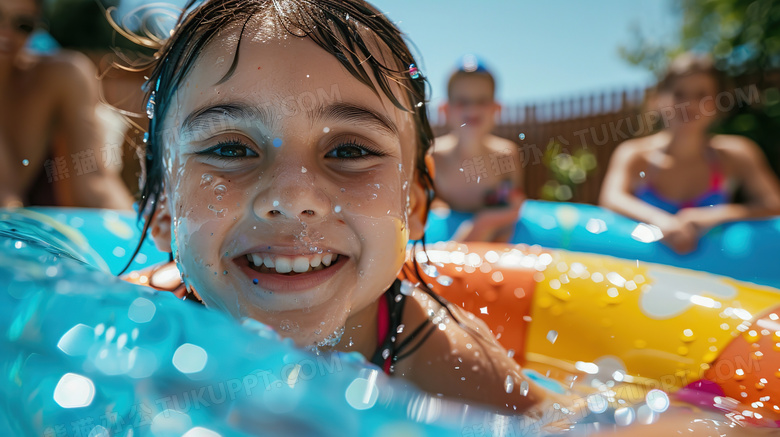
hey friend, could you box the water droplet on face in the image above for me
[504,375,515,393]
[21,159,29,166]
[519,133,526,140]
[639,171,646,178]
[460,123,466,127]
[273,138,283,148]
[301,166,307,173]
[323,127,330,133]
[200,174,213,187]
[334,205,342,213]
[273,200,280,207]
[547,330,559,344]
[340,187,346,192]
[214,184,227,197]
[279,319,300,333]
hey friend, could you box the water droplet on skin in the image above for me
[216,195,223,201]
[273,200,280,207]
[400,280,415,296]
[421,263,439,278]
[207,204,226,218]
[22,159,29,166]
[507,349,515,358]
[200,174,213,187]
[520,380,529,396]
[340,188,346,192]
[279,319,300,332]
[437,275,453,286]
[519,133,526,140]
[639,171,646,178]
[334,205,342,213]
[323,127,330,133]
[547,330,559,344]
[214,184,227,196]
[504,375,515,393]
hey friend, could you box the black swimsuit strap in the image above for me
[369,279,437,374]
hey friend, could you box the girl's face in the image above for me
[659,72,720,133]
[152,23,426,347]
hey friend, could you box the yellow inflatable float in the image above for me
[400,241,780,425]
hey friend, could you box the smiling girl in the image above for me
[122,0,562,416]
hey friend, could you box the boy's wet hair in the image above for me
[446,54,496,98]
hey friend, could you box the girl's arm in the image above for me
[599,141,676,228]
[50,52,135,210]
[0,137,22,207]
[599,141,698,253]
[678,136,780,230]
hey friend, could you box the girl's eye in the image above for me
[198,139,258,159]
[325,141,384,160]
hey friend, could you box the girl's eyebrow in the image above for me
[180,103,273,135]
[310,102,399,138]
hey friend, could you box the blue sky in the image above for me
[370,0,681,106]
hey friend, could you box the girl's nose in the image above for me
[252,165,330,222]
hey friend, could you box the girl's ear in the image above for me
[408,155,436,240]
[150,197,173,253]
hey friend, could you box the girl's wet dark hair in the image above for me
[657,52,727,95]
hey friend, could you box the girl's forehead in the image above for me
[174,25,412,133]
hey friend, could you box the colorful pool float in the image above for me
[405,241,780,424]
[426,201,780,289]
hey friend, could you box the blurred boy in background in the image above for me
[432,55,525,242]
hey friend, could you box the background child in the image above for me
[432,55,525,242]
[599,53,780,253]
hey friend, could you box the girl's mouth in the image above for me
[245,253,341,275]
[233,251,348,293]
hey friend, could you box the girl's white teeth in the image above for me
[275,257,293,274]
[263,256,274,268]
[247,253,338,274]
